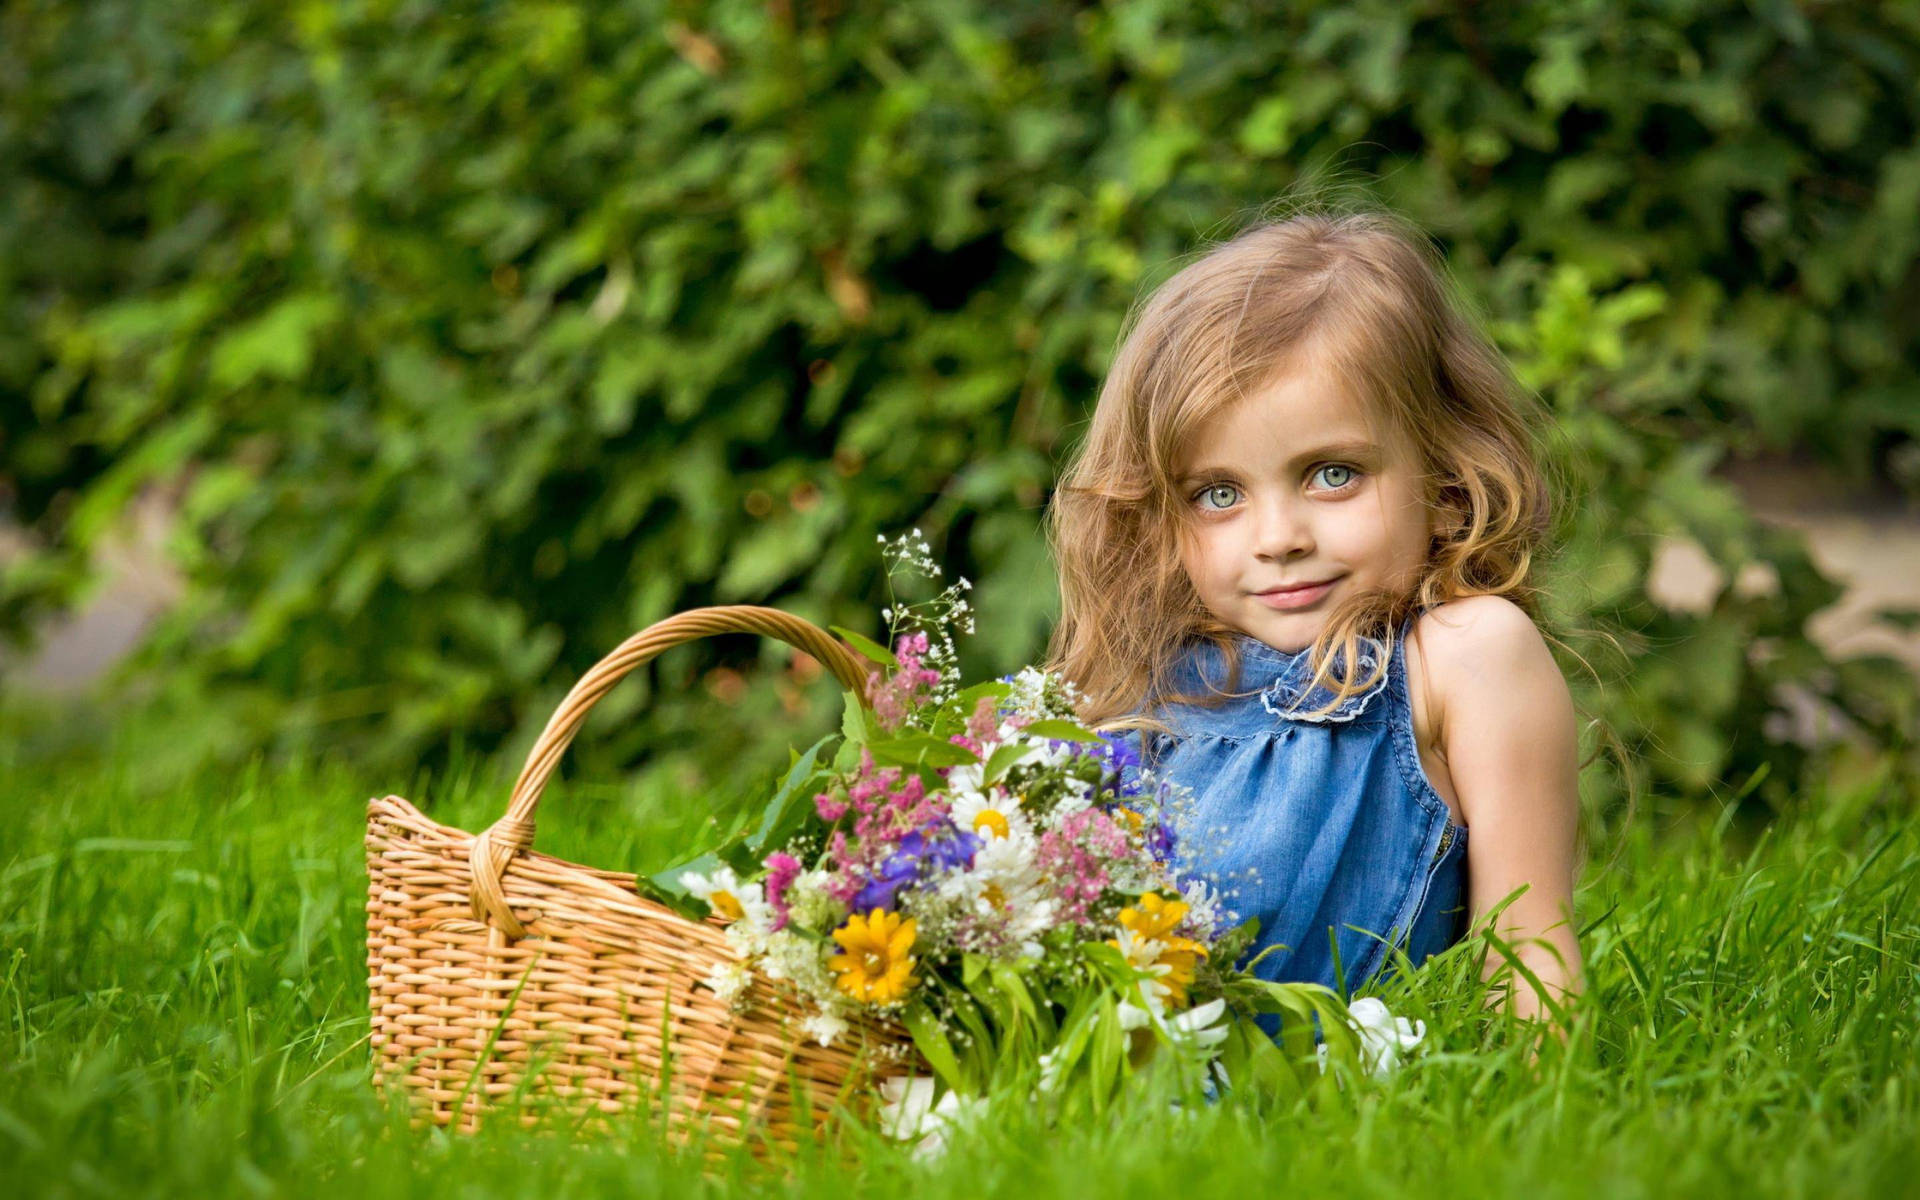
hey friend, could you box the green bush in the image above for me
[2,1,1915,811]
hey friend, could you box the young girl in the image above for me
[1046,207,1586,1023]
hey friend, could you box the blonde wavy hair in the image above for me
[1045,203,1552,730]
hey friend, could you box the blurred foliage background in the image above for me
[2,0,1916,820]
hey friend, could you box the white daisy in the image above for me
[683,865,774,952]
[969,827,1045,894]
[945,759,986,797]
[680,866,749,921]
[957,831,1056,958]
[949,786,1030,843]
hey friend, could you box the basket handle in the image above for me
[468,605,878,936]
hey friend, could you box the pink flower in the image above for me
[862,633,945,733]
[815,789,849,821]
[763,852,802,930]
[1035,808,1129,927]
[867,667,909,732]
[966,695,999,743]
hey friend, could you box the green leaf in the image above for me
[1226,1020,1305,1101]
[747,733,834,854]
[829,625,898,667]
[984,740,1039,785]
[649,852,717,896]
[1076,939,1135,983]
[989,961,1046,1034]
[899,1001,966,1091]
[942,985,996,1069]
[961,952,989,989]
[207,293,342,390]
[716,515,825,600]
[1209,916,1262,967]
[963,966,1014,1030]
[1021,719,1104,743]
[633,877,714,923]
[1238,94,1295,156]
[1053,993,1100,1070]
[951,680,1012,710]
[832,739,861,772]
[865,731,979,769]
[840,690,873,747]
[1087,993,1124,1110]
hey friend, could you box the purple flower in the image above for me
[1148,816,1178,861]
[1096,732,1141,772]
[847,819,980,912]
[900,819,981,873]
[851,852,922,912]
[1095,732,1145,797]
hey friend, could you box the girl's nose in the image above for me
[1253,495,1315,560]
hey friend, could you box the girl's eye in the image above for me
[1311,464,1358,491]
[1195,483,1240,511]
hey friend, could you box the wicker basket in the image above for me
[365,606,919,1147]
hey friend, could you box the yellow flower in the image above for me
[829,908,919,1004]
[1118,891,1187,940]
[1147,940,1205,1009]
[1108,892,1208,1009]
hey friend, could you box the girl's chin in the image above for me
[1235,612,1324,654]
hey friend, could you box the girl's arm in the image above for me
[1416,595,1586,1024]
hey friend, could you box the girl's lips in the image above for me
[1251,579,1338,610]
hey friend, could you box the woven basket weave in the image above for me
[365,606,918,1146]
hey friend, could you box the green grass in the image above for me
[2,726,1916,1199]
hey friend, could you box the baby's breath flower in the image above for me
[802,1008,852,1048]
[700,961,754,1013]
[786,869,847,934]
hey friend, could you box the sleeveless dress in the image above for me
[1112,618,1470,1013]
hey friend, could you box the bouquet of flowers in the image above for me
[654,532,1422,1134]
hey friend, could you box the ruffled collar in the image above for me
[1171,632,1390,726]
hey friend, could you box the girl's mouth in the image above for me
[1252,578,1338,610]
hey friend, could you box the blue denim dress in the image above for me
[1113,620,1469,1003]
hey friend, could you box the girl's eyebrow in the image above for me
[1177,439,1381,484]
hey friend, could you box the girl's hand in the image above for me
[1411,595,1588,1026]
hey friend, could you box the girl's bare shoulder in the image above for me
[1412,594,1552,670]
[1406,595,1570,743]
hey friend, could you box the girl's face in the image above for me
[1173,367,1435,653]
